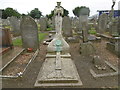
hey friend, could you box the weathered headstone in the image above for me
[79,7,96,55]
[110,18,119,36]
[98,13,108,33]
[2,19,10,26]
[39,17,47,31]
[9,16,21,36]
[51,16,55,29]
[72,17,79,32]
[0,28,12,47]
[62,16,73,37]
[20,16,39,50]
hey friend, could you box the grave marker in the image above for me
[20,16,39,50]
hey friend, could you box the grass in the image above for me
[38,33,48,41]
[46,27,53,31]
[12,38,22,46]
[88,27,97,34]
[13,33,48,46]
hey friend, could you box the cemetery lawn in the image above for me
[12,33,48,46]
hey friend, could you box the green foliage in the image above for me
[64,8,69,16]
[37,24,40,31]
[72,6,90,17]
[38,33,48,41]
[88,28,96,34]
[46,10,54,20]
[112,32,119,37]
[12,38,22,46]
[13,33,47,46]
[28,8,42,19]
[47,27,53,31]
[46,8,69,20]
[2,8,21,19]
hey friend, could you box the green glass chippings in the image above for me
[55,40,62,52]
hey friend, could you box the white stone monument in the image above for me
[35,2,82,87]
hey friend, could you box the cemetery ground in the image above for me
[1,31,119,88]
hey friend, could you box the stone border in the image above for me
[0,47,11,55]
[90,61,119,78]
[0,49,25,72]
[0,49,39,78]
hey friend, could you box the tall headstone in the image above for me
[20,16,39,50]
[9,16,21,36]
[72,17,79,32]
[62,16,73,37]
[98,13,108,33]
[51,16,55,29]
[79,7,96,55]
[39,17,47,31]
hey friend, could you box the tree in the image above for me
[2,7,21,19]
[64,8,69,17]
[46,8,69,20]
[72,6,90,17]
[46,10,54,20]
[28,8,42,19]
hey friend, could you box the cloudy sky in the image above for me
[0,0,119,16]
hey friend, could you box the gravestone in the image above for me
[2,19,10,27]
[35,2,82,87]
[62,16,73,37]
[39,17,47,31]
[9,16,21,36]
[110,18,119,36]
[0,28,12,47]
[20,16,39,50]
[72,17,79,32]
[98,13,108,33]
[79,7,96,55]
[51,16,55,29]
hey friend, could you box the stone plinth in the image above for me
[80,42,96,55]
[34,57,82,87]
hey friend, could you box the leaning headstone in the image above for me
[20,16,39,50]
[9,16,21,36]
[39,17,47,31]
[62,16,73,37]
[98,13,108,33]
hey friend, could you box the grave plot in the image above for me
[89,39,119,78]
[1,49,38,78]
[35,2,82,87]
[0,16,40,78]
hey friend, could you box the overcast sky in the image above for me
[0,0,119,16]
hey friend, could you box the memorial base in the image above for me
[34,57,82,87]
